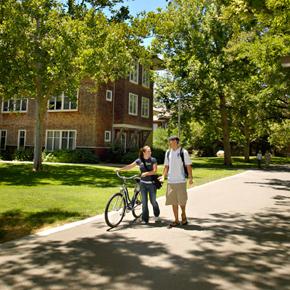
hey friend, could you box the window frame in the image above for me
[17,129,26,150]
[106,90,113,102]
[141,97,150,118]
[128,93,138,116]
[1,98,28,113]
[47,91,78,112]
[142,67,150,88]
[129,61,139,84]
[45,130,77,152]
[104,130,111,142]
[0,130,7,150]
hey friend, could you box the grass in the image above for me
[0,156,289,243]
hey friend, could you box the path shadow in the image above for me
[245,178,290,191]
[1,206,290,290]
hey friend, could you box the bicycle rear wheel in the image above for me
[132,191,142,219]
[104,192,126,228]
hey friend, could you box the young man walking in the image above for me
[160,136,193,227]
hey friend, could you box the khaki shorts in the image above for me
[165,182,187,206]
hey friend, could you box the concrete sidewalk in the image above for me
[0,167,290,290]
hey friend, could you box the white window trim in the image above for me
[17,129,26,150]
[142,67,150,88]
[0,130,7,150]
[47,91,79,112]
[106,90,113,102]
[104,130,111,142]
[45,130,77,151]
[128,93,138,116]
[1,98,28,113]
[141,97,150,118]
[129,61,139,84]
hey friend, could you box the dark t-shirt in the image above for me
[135,157,157,182]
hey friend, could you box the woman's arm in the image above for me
[117,161,137,172]
[141,163,157,177]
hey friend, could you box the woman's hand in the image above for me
[141,172,147,177]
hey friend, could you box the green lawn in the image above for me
[0,156,289,243]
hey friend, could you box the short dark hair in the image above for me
[168,135,180,142]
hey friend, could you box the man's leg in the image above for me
[172,205,179,223]
[180,205,188,224]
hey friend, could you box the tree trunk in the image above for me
[243,124,250,162]
[33,97,45,172]
[219,95,232,166]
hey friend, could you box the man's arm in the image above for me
[186,164,193,185]
[159,165,169,182]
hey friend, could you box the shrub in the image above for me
[13,148,34,161]
[43,149,99,164]
[151,148,166,164]
[0,150,13,160]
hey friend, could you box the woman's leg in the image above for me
[148,184,160,217]
[140,183,149,223]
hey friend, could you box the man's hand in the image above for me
[188,177,193,186]
[158,176,165,182]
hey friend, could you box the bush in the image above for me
[43,149,99,164]
[13,148,34,161]
[151,147,166,164]
[0,150,13,161]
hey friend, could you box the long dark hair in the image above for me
[139,145,150,162]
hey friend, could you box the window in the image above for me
[129,93,138,116]
[48,92,78,111]
[46,130,76,151]
[106,90,112,102]
[129,61,139,84]
[104,131,111,142]
[2,99,27,113]
[141,97,150,118]
[18,130,26,149]
[0,130,7,150]
[142,67,150,88]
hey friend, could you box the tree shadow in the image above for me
[0,209,85,243]
[245,178,290,191]
[1,208,290,290]
[0,163,131,187]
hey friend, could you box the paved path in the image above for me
[1,167,290,290]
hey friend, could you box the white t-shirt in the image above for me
[164,147,192,184]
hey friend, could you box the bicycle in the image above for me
[104,171,142,228]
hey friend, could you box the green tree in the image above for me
[268,120,290,155]
[147,0,241,165]
[0,0,141,171]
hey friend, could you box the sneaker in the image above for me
[140,220,148,225]
[154,216,161,222]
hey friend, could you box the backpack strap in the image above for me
[180,147,185,167]
[142,159,150,172]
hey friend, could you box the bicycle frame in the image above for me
[116,171,140,209]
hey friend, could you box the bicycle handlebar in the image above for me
[116,170,140,181]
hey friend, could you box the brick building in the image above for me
[0,62,153,158]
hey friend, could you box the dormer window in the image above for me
[129,60,139,84]
[142,67,150,88]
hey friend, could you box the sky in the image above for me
[121,0,168,16]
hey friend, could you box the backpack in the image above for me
[166,147,189,178]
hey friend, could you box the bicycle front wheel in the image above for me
[132,191,142,219]
[104,192,126,228]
